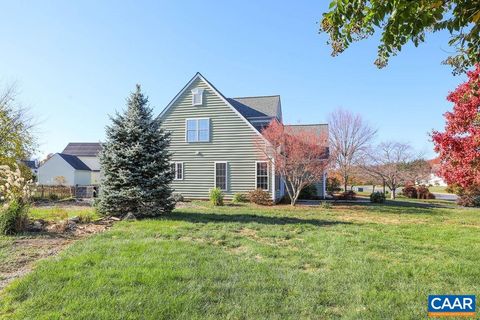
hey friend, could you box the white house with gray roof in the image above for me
[158,73,328,201]
[38,142,102,186]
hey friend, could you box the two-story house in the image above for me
[38,142,102,186]
[158,73,328,202]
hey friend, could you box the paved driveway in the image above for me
[433,193,458,201]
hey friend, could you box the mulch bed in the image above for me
[0,216,118,291]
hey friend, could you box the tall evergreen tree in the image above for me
[99,85,174,217]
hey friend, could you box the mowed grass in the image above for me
[1,201,479,319]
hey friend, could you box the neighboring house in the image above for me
[21,160,39,176]
[158,73,328,201]
[37,143,102,186]
[426,157,447,186]
[62,143,102,184]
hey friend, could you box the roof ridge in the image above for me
[66,142,102,144]
[231,95,280,99]
[286,123,328,126]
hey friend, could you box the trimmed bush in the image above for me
[402,185,417,198]
[0,200,29,235]
[209,188,224,206]
[232,193,248,204]
[370,192,386,203]
[248,189,272,206]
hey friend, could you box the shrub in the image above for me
[337,190,356,200]
[209,188,224,206]
[402,185,418,198]
[0,200,29,235]
[232,193,248,204]
[326,176,342,193]
[248,189,272,206]
[78,211,96,223]
[48,193,59,201]
[370,191,386,203]
[299,184,318,200]
[417,185,434,199]
[445,183,463,194]
[0,164,35,203]
[173,193,184,203]
[457,194,480,207]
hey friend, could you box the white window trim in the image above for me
[185,118,210,143]
[214,161,228,191]
[191,88,204,106]
[171,162,184,180]
[255,161,269,191]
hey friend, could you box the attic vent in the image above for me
[191,88,204,106]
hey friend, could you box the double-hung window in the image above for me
[170,162,183,180]
[186,118,210,142]
[256,161,269,190]
[215,162,227,190]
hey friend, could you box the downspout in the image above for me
[271,159,276,203]
[323,171,327,200]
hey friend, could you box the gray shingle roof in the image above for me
[62,142,102,157]
[57,153,91,170]
[228,96,282,120]
[285,124,328,135]
[21,160,38,169]
[285,124,329,145]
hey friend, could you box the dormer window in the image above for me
[191,88,204,106]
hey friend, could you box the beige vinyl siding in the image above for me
[160,77,271,200]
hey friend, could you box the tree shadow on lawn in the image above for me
[161,211,352,227]
[343,199,457,215]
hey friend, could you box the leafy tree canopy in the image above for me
[321,0,480,74]
[432,65,480,190]
[0,84,36,167]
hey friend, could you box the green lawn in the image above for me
[29,206,99,222]
[428,186,451,194]
[1,200,479,319]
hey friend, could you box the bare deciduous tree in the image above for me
[368,142,425,199]
[328,108,376,192]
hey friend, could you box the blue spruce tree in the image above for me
[99,85,174,217]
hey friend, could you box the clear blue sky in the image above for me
[0,1,465,159]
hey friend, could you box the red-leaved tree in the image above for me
[432,65,480,195]
[258,121,329,206]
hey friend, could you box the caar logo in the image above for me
[428,295,476,317]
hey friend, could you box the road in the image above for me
[433,193,458,201]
